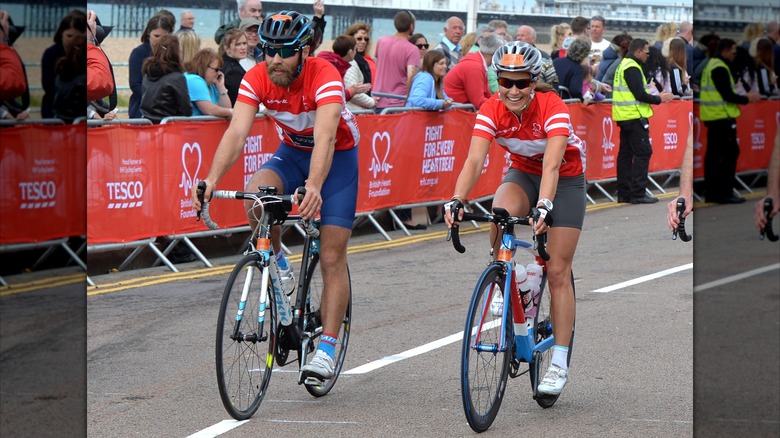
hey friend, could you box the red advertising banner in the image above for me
[87,125,163,243]
[0,123,86,244]
[692,100,779,178]
[577,100,692,181]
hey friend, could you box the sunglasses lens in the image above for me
[498,78,532,89]
[265,46,297,58]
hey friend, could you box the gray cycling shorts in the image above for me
[501,169,586,229]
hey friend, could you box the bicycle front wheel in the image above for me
[531,270,575,408]
[461,263,512,433]
[302,255,352,397]
[216,253,276,420]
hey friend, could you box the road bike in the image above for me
[196,183,351,420]
[447,206,575,433]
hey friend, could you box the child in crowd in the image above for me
[581,62,604,105]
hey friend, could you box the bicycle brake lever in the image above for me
[196,180,207,221]
[673,198,692,242]
[761,198,779,242]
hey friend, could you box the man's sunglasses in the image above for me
[416,43,429,49]
[263,46,301,59]
[497,77,535,90]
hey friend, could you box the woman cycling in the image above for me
[444,42,585,396]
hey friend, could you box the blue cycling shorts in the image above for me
[260,143,358,229]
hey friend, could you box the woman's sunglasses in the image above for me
[416,43,429,49]
[263,46,300,59]
[497,77,535,90]
[355,36,369,42]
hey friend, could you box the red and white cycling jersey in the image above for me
[473,91,585,177]
[237,57,359,151]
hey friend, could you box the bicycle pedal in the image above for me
[304,376,324,386]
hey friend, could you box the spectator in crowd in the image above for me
[432,16,465,70]
[588,15,610,73]
[177,28,201,65]
[0,9,29,120]
[700,38,761,203]
[215,0,262,45]
[459,32,475,56]
[653,22,678,51]
[177,10,195,34]
[443,33,505,110]
[612,38,674,204]
[140,34,191,124]
[596,33,631,83]
[645,46,672,96]
[678,21,694,76]
[344,48,378,112]
[41,10,85,118]
[129,14,173,118]
[766,21,780,75]
[219,28,248,105]
[239,17,262,67]
[52,33,86,123]
[740,22,765,51]
[751,37,778,97]
[409,33,429,63]
[86,10,115,120]
[157,9,176,29]
[515,25,557,87]
[468,26,499,93]
[318,35,357,77]
[344,21,376,89]
[184,47,233,118]
[406,50,452,110]
[581,63,604,105]
[570,16,589,38]
[549,23,572,60]
[487,19,508,41]
[553,36,590,100]
[374,10,419,110]
[732,44,756,96]
[666,37,692,97]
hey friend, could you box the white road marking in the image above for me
[590,263,693,293]
[186,420,248,438]
[693,263,779,292]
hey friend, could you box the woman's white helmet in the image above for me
[492,41,543,77]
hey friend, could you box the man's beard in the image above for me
[266,61,298,87]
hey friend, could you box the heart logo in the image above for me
[369,131,393,178]
[601,117,614,153]
[179,142,202,196]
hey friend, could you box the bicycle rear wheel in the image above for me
[216,253,276,420]
[531,270,576,408]
[302,255,352,397]
[461,263,512,433]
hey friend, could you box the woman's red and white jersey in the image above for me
[473,91,585,176]
[237,57,359,151]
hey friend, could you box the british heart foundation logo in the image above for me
[602,117,615,153]
[180,142,202,196]
[369,131,393,178]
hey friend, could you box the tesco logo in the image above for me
[106,181,144,209]
[18,181,56,209]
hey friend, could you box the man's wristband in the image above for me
[219,89,228,96]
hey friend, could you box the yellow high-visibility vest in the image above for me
[612,57,654,121]
[699,57,741,122]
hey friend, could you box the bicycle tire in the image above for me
[215,253,276,420]
[531,270,576,408]
[461,263,512,433]
[302,255,352,397]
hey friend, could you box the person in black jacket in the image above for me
[552,36,590,100]
[140,34,191,124]
[218,28,248,106]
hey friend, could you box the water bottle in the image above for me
[525,262,544,318]
[272,268,293,326]
[515,264,532,313]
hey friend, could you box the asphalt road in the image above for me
[3,197,778,437]
[83,198,696,438]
